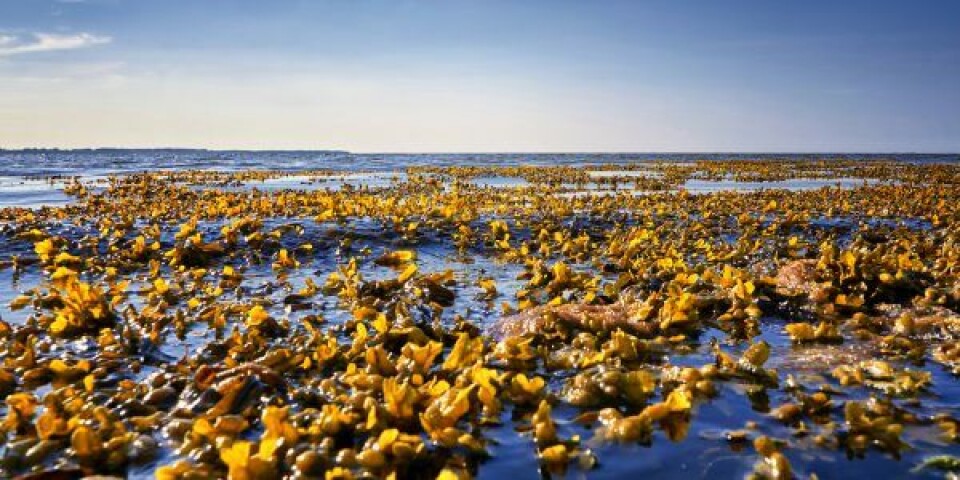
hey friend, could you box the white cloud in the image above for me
[0,32,111,57]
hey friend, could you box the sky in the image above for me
[0,0,958,152]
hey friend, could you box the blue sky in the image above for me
[0,0,958,152]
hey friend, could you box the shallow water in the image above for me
[0,152,958,479]
[1,150,936,209]
[681,177,882,193]
[0,176,73,208]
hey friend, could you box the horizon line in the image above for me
[1,147,957,156]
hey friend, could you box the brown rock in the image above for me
[489,302,657,339]
[774,260,819,293]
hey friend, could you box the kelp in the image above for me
[0,160,957,479]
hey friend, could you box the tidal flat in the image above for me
[0,154,958,479]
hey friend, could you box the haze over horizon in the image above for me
[1,0,958,153]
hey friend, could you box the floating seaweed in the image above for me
[0,159,957,478]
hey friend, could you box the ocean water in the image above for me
[0,149,956,208]
[1,150,958,479]
[0,149,957,177]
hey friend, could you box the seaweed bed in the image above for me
[0,158,958,479]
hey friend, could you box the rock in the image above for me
[489,302,657,339]
[773,260,824,299]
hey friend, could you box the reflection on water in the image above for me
[588,169,662,178]
[0,176,73,208]
[682,177,880,193]
[0,169,902,209]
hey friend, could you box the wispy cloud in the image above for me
[0,32,111,57]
